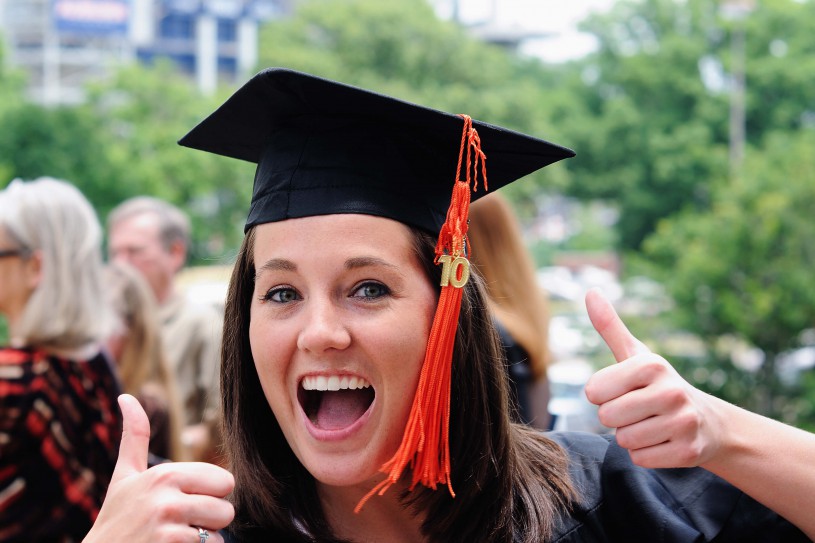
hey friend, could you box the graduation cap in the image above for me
[178,67,573,235]
[178,67,574,509]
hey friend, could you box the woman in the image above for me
[469,192,553,430]
[86,69,815,542]
[0,177,121,542]
[104,261,187,463]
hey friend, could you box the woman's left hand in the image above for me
[583,288,726,469]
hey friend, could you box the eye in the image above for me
[351,282,390,300]
[262,286,301,303]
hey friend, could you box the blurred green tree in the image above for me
[0,103,128,205]
[257,0,576,203]
[643,130,815,424]
[559,0,815,250]
[0,39,28,183]
[83,62,255,262]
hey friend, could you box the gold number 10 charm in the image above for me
[438,255,470,288]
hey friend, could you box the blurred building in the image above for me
[0,0,290,105]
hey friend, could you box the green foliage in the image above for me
[0,40,29,182]
[557,0,815,250]
[0,104,127,205]
[740,0,815,140]
[0,62,255,264]
[258,0,575,201]
[556,0,731,249]
[645,131,815,353]
[0,40,26,115]
[83,62,255,262]
[642,130,815,420]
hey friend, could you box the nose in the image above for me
[296,298,351,354]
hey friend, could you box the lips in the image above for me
[299,375,375,431]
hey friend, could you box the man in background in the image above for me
[107,196,223,463]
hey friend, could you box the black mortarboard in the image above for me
[178,67,574,234]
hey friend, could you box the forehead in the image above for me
[252,214,418,263]
[110,212,161,241]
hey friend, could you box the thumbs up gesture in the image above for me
[83,395,235,542]
[583,289,726,469]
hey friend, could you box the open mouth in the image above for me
[298,375,375,431]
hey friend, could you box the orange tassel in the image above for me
[355,115,487,513]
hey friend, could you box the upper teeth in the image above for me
[302,375,372,391]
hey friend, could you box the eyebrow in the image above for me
[345,256,399,271]
[257,258,297,274]
[257,256,398,274]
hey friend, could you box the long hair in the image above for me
[222,226,576,542]
[468,193,551,381]
[104,261,187,461]
[0,177,114,350]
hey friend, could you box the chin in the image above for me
[306,454,384,489]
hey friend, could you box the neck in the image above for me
[317,479,426,543]
[155,283,175,306]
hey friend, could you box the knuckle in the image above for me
[678,409,702,432]
[629,449,653,469]
[596,404,614,427]
[615,429,634,449]
[640,358,668,381]
[663,387,687,408]
[153,494,185,523]
[679,444,703,466]
[583,381,600,404]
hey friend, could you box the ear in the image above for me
[24,249,44,290]
[168,239,187,274]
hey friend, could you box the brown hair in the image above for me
[105,261,187,461]
[468,193,551,381]
[221,226,576,542]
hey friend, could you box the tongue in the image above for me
[315,389,371,430]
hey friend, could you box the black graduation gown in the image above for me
[495,319,534,425]
[222,432,809,542]
[547,431,809,542]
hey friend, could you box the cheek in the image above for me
[248,311,295,410]
[249,316,279,377]
[380,293,437,404]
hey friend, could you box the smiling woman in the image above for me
[85,69,815,543]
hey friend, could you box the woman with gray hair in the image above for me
[0,177,121,542]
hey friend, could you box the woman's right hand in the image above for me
[84,394,235,542]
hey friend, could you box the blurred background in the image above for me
[2,0,815,431]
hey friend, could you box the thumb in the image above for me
[585,287,650,363]
[110,394,151,484]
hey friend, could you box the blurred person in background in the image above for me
[104,260,188,464]
[107,196,222,463]
[0,177,121,542]
[469,192,553,430]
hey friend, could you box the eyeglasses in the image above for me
[0,248,30,259]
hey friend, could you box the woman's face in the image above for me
[249,214,437,488]
[0,227,36,321]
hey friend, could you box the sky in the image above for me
[431,0,617,63]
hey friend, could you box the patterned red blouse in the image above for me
[0,347,121,542]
